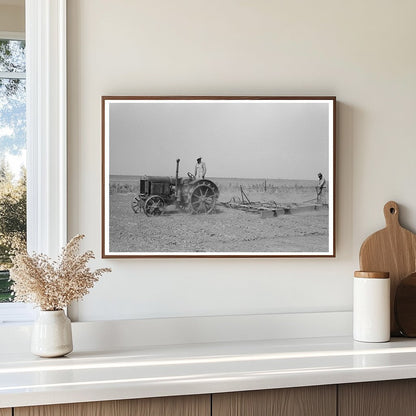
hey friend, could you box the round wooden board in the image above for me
[395,272,416,337]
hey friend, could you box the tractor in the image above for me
[131,159,219,216]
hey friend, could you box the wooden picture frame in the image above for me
[102,96,336,258]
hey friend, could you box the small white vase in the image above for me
[31,310,73,357]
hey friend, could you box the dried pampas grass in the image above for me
[10,234,111,311]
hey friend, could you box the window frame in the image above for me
[0,31,29,319]
[0,0,67,323]
[0,31,25,41]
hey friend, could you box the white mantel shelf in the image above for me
[2,336,416,408]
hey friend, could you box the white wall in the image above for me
[67,0,416,322]
[0,3,24,33]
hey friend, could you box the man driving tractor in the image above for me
[195,157,207,179]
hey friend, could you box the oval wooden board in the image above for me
[359,201,416,336]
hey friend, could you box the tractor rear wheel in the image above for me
[189,183,217,214]
[144,196,165,216]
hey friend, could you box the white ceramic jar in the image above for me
[353,271,390,343]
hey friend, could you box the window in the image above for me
[0,1,67,324]
[0,35,26,306]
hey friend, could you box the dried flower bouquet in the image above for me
[10,234,111,311]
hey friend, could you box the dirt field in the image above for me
[109,192,329,254]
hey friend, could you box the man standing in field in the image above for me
[195,157,207,179]
[316,172,326,202]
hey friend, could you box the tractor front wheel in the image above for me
[189,183,217,214]
[144,196,165,216]
[131,196,142,213]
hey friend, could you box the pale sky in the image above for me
[108,100,331,181]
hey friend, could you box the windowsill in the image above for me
[0,303,36,325]
[2,335,416,408]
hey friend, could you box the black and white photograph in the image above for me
[102,97,335,257]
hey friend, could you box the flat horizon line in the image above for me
[110,174,320,182]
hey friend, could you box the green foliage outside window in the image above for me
[0,162,26,302]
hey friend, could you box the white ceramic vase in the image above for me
[31,310,73,357]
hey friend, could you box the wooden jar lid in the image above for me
[354,271,390,279]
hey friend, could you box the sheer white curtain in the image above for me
[26,0,67,257]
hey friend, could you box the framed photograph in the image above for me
[102,96,335,258]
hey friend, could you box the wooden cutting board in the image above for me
[359,201,416,335]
